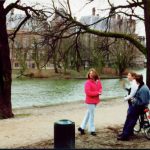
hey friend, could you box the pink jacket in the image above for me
[84,79,102,104]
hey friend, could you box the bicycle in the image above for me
[134,107,150,139]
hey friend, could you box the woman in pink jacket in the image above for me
[78,68,102,136]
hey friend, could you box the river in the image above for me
[11,68,146,108]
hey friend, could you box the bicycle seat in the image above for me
[143,108,150,120]
[144,108,149,113]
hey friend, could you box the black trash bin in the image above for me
[54,119,75,149]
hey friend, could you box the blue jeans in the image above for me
[80,104,96,132]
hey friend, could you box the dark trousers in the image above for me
[123,102,134,134]
[122,105,145,137]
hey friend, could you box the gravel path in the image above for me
[0,97,127,148]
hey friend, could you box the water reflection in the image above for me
[12,69,146,108]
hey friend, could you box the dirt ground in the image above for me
[20,126,150,149]
[0,97,150,149]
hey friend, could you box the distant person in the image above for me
[117,74,150,141]
[124,72,139,111]
[78,68,102,136]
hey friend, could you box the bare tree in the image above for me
[47,0,150,86]
[91,0,150,86]
[143,0,150,88]
[0,0,41,118]
[15,42,28,77]
[110,39,135,77]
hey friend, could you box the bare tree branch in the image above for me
[5,0,20,14]
[6,2,43,41]
[55,8,146,55]
[109,0,143,12]
[9,10,31,41]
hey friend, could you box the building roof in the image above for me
[79,10,136,34]
[79,15,109,31]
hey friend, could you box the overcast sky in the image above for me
[5,0,145,36]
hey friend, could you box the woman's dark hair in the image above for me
[135,74,144,89]
[129,72,137,78]
[87,68,99,81]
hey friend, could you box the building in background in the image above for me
[7,11,53,71]
[79,7,145,68]
[7,7,146,74]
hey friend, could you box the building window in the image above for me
[32,63,35,68]
[15,63,19,68]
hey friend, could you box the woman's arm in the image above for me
[97,80,102,94]
[84,82,99,96]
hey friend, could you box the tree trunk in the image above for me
[143,0,150,88]
[0,2,14,118]
[53,54,58,73]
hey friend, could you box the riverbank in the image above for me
[0,97,131,148]
[12,68,128,80]
[1,97,150,149]
[0,97,125,148]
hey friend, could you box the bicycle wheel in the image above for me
[144,127,150,140]
[143,121,149,129]
[134,119,141,133]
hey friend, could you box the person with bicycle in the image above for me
[118,72,138,138]
[117,74,150,141]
